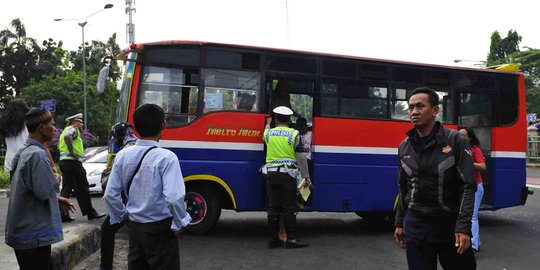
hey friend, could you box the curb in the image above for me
[51,224,101,270]
[527,163,540,168]
[0,224,100,270]
[0,189,9,198]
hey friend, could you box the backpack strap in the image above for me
[123,146,157,199]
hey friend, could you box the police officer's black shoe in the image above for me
[285,238,308,249]
[268,238,283,249]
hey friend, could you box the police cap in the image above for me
[272,106,293,116]
[66,113,83,122]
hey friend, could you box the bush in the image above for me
[0,167,9,189]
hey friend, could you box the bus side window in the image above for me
[203,69,260,113]
[139,66,199,128]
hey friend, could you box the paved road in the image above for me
[2,172,540,269]
[84,187,540,269]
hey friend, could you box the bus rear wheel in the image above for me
[355,211,394,224]
[185,186,221,234]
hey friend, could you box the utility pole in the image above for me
[126,0,136,45]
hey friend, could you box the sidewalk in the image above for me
[0,223,101,270]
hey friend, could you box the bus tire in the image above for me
[185,186,221,235]
[355,211,394,224]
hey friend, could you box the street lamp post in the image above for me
[54,4,113,129]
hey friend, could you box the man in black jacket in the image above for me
[394,87,477,270]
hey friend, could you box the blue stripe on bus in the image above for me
[165,147,526,212]
[488,157,526,210]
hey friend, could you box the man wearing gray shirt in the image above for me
[5,108,75,270]
[104,104,191,270]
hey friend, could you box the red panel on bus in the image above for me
[160,113,267,143]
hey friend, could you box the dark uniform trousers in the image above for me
[404,211,476,270]
[266,170,298,238]
[59,159,95,216]
[127,217,180,270]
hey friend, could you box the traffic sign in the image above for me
[39,100,56,113]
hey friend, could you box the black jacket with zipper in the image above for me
[394,122,476,236]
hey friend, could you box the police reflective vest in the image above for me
[264,126,298,167]
[58,126,84,160]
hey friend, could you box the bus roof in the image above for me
[127,40,521,75]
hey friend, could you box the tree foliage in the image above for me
[486,30,540,114]
[0,18,122,145]
[487,30,522,66]
[509,48,540,115]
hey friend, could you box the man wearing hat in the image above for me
[58,113,105,221]
[6,108,76,269]
[263,106,310,249]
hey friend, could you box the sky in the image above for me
[1,0,539,67]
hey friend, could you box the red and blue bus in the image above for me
[113,41,529,233]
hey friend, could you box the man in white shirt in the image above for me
[104,104,191,270]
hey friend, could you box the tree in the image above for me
[485,30,540,114]
[0,19,67,109]
[508,48,540,114]
[0,19,40,106]
[20,71,119,145]
[69,33,122,81]
[486,30,522,66]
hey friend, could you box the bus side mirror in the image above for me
[96,66,110,94]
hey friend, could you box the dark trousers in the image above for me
[266,171,298,240]
[403,210,476,270]
[59,159,95,216]
[266,171,297,217]
[100,215,126,270]
[405,237,476,270]
[127,217,180,270]
[14,245,51,270]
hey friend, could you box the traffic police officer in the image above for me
[263,106,310,249]
[58,113,105,221]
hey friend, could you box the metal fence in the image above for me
[528,135,540,160]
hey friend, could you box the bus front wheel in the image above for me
[185,186,221,234]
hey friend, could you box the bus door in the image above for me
[458,90,493,207]
[265,76,315,203]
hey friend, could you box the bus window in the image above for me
[437,89,454,123]
[460,93,492,127]
[391,86,453,123]
[139,66,199,127]
[498,76,519,126]
[391,87,411,121]
[322,59,356,78]
[206,49,260,70]
[322,80,388,119]
[203,69,260,113]
[267,55,317,74]
[321,83,338,116]
[269,79,313,123]
[291,94,313,122]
